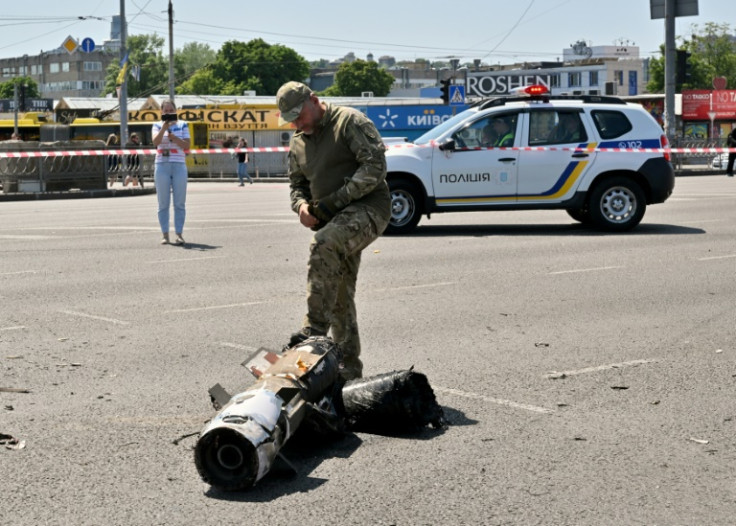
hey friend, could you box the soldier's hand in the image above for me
[298,203,320,230]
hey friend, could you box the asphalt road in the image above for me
[2,176,735,525]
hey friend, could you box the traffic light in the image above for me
[440,79,451,105]
[675,49,692,89]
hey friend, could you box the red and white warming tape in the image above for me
[0,145,734,158]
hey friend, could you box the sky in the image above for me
[0,0,734,65]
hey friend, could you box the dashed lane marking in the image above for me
[0,325,26,331]
[219,342,261,353]
[549,266,623,275]
[434,386,555,414]
[163,301,266,314]
[697,254,736,261]
[373,281,458,293]
[545,358,657,379]
[0,270,38,276]
[58,310,130,325]
[147,255,227,264]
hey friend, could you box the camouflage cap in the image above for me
[276,81,312,124]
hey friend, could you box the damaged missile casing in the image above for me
[194,338,341,491]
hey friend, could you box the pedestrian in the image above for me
[106,133,120,187]
[152,100,190,245]
[236,137,252,186]
[726,126,736,177]
[124,132,142,187]
[276,81,391,381]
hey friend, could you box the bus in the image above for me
[0,112,49,141]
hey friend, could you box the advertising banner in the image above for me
[682,90,736,120]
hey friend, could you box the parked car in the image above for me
[384,85,675,234]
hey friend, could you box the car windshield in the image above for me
[413,108,478,145]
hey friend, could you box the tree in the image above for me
[175,42,216,83]
[0,76,40,100]
[646,23,736,93]
[176,67,223,95]
[322,59,395,97]
[208,38,310,96]
[104,34,169,98]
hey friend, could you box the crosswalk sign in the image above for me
[449,85,465,106]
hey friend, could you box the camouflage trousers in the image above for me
[303,204,388,379]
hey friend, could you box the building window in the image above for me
[50,63,60,73]
[568,72,581,87]
[82,80,104,90]
[62,62,70,72]
[83,61,102,72]
[2,67,12,77]
[614,70,624,86]
[589,71,598,86]
[31,64,42,75]
[549,74,560,88]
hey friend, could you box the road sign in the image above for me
[62,36,78,54]
[81,38,95,53]
[650,0,698,19]
[449,85,465,106]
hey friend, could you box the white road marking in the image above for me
[147,255,226,263]
[58,310,130,325]
[697,254,736,261]
[188,218,294,223]
[549,266,623,275]
[0,235,51,240]
[0,325,26,331]
[374,281,458,292]
[434,386,555,414]
[546,358,657,379]
[219,342,261,353]
[164,301,265,314]
[0,270,38,276]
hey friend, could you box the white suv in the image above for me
[384,86,675,234]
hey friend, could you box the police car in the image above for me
[384,85,675,234]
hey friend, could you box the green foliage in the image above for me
[0,76,40,99]
[176,67,223,95]
[208,38,310,96]
[104,34,168,98]
[647,23,736,92]
[330,60,395,97]
[175,42,216,81]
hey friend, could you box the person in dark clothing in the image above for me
[726,127,736,177]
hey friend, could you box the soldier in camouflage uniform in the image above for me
[276,81,391,380]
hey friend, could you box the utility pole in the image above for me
[651,0,699,142]
[13,83,19,136]
[119,0,128,145]
[664,0,676,141]
[168,0,175,102]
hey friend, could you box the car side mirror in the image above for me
[438,138,456,151]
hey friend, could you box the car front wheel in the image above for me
[588,177,646,232]
[385,180,422,235]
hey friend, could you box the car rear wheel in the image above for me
[385,180,422,235]
[588,177,646,232]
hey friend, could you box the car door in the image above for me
[431,112,520,206]
[516,108,597,203]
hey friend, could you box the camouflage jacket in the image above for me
[288,103,390,220]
